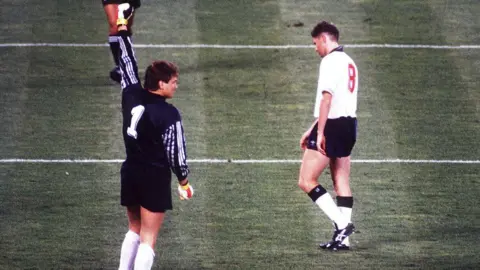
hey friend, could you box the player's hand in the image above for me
[300,131,309,150]
[117,3,134,26]
[316,135,326,156]
[177,182,194,200]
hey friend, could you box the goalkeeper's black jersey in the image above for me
[118,31,189,181]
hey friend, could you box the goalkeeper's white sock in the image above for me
[118,230,140,270]
[134,243,155,270]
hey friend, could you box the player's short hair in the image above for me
[144,61,179,90]
[311,21,339,41]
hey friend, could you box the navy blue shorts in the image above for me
[121,161,172,212]
[306,117,357,158]
[102,0,141,8]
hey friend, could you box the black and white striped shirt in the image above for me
[118,31,189,181]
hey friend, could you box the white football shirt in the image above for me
[313,48,358,119]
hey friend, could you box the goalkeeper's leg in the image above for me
[119,206,141,270]
[134,207,165,270]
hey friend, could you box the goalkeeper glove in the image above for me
[177,182,194,200]
[117,3,135,26]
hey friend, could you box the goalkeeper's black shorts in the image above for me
[121,161,172,212]
[102,0,141,8]
[306,117,357,158]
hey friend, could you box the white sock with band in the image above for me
[315,194,349,229]
[338,207,352,245]
[337,196,354,246]
[308,185,349,229]
[134,243,155,270]
[118,230,140,270]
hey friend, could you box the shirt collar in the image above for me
[329,46,344,54]
[146,90,167,101]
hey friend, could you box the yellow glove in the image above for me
[177,182,194,200]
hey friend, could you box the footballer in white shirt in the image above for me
[298,21,358,251]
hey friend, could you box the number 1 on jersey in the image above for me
[127,105,145,139]
[348,63,357,93]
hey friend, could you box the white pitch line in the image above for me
[0,159,478,164]
[0,43,479,49]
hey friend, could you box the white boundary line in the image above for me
[0,43,479,49]
[0,159,478,164]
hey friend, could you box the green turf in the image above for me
[0,0,479,269]
[1,163,478,269]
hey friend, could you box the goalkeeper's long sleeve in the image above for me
[162,115,190,182]
[117,30,141,91]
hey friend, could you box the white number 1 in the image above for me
[127,105,145,139]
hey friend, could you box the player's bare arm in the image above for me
[300,119,319,150]
[316,91,332,155]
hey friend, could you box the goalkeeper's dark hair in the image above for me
[311,21,340,41]
[144,61,179,90]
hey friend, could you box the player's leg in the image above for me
[331,157,353,245]
[298,149,328,192]
[298,149,350,231]
[119,162,142,269]
[126,0,140,32]
[119,205,141,270]
[124,1,139,39]
[134,167,172,270]
[319,156,353,250]
[103,2,122,82]
[331,156,353,221]
[330,156,352,196]
[134,207,165,270]
[320,118,357,250]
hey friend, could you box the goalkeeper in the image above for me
[115,4,194,270]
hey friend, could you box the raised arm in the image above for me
[116,4,141,90]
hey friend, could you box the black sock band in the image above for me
[336,196,353,208]
[109,35,120,66]
[307,185,327,202]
